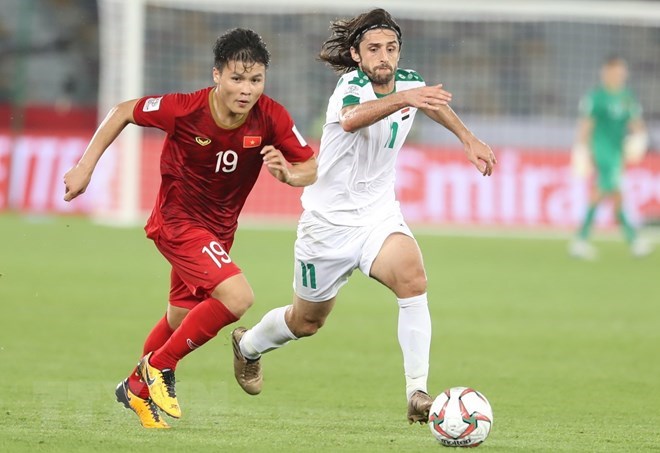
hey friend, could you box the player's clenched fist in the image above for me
[261,145,291,183]
[63,165,93,202]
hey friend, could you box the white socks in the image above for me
[240,296,431,401]
[239,305,297,360]
[397,293,432,401]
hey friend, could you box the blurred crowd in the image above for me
[0,0,99,108]
[1,1,658,147]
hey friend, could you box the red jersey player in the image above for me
[63,28,317,428]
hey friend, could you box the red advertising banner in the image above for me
[2,133,659,230]
[0,136,9,210]
[0,134,105,214]
[396,145,660,228]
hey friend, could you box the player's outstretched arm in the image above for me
[423,104,497,176]
[570,117,594,177]
[63,99,138,201]
[339,84,452,133]
[574,117,594,150]
[261,145,317,187]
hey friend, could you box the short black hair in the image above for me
[213,28,270,70]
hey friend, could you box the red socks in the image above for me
[150,298,238,371]
[127,315,174,398]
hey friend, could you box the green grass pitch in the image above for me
[1,214,659,452]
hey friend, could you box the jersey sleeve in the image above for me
[133,92,192,134]
[322,75,357,125]
[270,104,314,163]
[395,68,425,84]
[339,73,370,109]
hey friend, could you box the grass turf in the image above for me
[1,214,658,452]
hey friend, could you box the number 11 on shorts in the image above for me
[300,261,317,289]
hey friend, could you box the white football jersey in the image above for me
[301,68,425,226]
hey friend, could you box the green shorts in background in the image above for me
[595,161,622,192]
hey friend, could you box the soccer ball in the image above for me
[428,387,493,447]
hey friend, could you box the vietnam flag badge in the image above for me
[243,136,262,148]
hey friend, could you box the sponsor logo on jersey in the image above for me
[243,136,262,148]
[401,107,410,121]
[195,136,212,146]
[345,84,360,95]
[143,97,163,112]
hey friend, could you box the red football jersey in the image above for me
[133,87,313,248]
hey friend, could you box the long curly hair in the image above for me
[318,8,402,74]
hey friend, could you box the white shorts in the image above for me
[293,209,415,302]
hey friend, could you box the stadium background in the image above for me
[2,0,660,232]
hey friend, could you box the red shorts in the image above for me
[152,226,242,310]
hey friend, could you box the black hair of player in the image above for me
[213,28,270,71]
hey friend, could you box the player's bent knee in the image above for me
[290,319,324,338]
[167,305,190,329]
[397,274,427,298]
[412,276,428,295]
[212,288,254,318]
[211,273,255,317]
[227,294,254,318]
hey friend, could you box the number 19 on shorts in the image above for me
[202,241,232,268]
[300,261,317,289]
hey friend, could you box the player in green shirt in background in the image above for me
[569,56,652,259]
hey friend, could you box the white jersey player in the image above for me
[231,8,497,425]
[302,67,424,225]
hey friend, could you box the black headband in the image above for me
[352,23,402,47]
